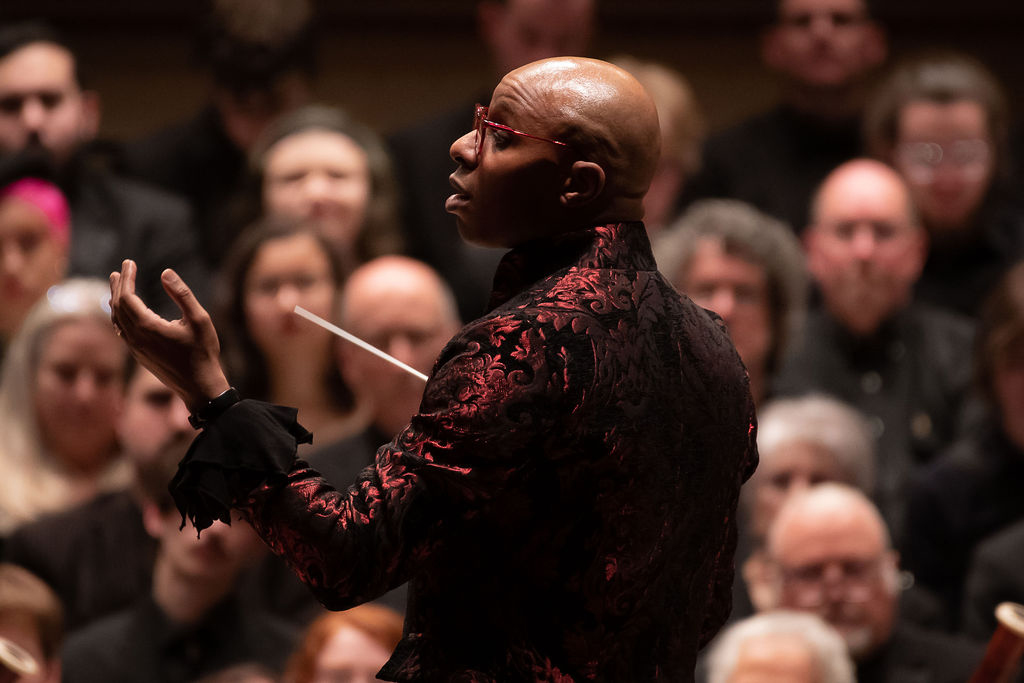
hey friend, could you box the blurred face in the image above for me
[0,42,97,166]
[214,72,309,151]
[448,82,572,247]
[806,165,926,336]
[33,318,125,473]
[263,130,372,257]
[770,506,897,658]
[893,99,995,235]
[728,634,820,683]
[0,198,68,339]
[0,613,60,683]
[765,0,883,89]
[147,506,263,585]
[116,367,192,466]
[243,233,337,359]
[750,440,844,540]
[311,625,392,683]
[993,340,1024,450]
[681,239,772,379]
[480,0,594,76]
[340,264,460,436]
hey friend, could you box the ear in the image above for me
[141,501,167,539]
[561,161,605,208]
[802,227,827,280]
[761,27,786,72]
[861,23,888,70]
[904,225,929,281]
[78,90,101,141]
[743,551,781,612]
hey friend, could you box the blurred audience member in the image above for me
[193,663,279,683]
[283,604,403,683]
[0,563,62,683]
[62,434,298,682]
[738,393,875,620]
[655,199,807,406]
[0,279,128,534]
[217,220,357,445]
[774,159,974,541]
[304,256,461,614]
[963,518,1024,643]
[611,56,705,234]
[904,261,1024,630]
[3,363,190,631]
[121,0,315,266]
[683,0,886,230]
[228,105,402,267]
[0,176,69,349]
[0,22,206,311]
[753,484,981,681]
[707,611,854,683]
[388,0,596,321]
[865,51,1024,317]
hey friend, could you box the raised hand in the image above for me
[110,260,230,412]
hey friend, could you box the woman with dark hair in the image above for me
[864,51,1024,317]
[218,105,403,267]
[217,218,358,445]
[904,261,1024,630]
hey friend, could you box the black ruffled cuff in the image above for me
[170,399,313,534]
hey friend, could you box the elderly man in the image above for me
[706,611,855,683]
[683,0,886,231]
[110,57,756,681]
[773,159,974,543]
[752,484,981,682]
[0,22,206,310]
[308,255,462,487]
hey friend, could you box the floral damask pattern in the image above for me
[174,222,757,682]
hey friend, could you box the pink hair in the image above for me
[0,178,71,247]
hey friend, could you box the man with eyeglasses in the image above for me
[773,159,974,547]
[109,57,757,682]
[681,0,887,232]
[752,484,981,682]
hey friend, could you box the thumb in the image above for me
[161,268,208,325]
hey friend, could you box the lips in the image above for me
[446,174,471,213]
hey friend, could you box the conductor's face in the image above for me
[447,74,573,248]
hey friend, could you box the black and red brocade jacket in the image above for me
[172,222,757,682]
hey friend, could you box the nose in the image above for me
[450,130,477,167]
[0,243,25,276]
[274,284,302,312]
[808,13,835,39]
[20,97,47,133]
[709,288,737,322]
[301,172,332,202]
[850,228,877,260]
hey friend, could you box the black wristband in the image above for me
[188,387,241,429]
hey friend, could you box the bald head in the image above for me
[448,57,661,246]
[504,57,661,212]
[805,159,927,336]
[338,256,461,435]
[768,483,890,558]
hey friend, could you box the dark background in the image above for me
[3,1,1023,141]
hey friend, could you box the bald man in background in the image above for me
[111,57,756,682]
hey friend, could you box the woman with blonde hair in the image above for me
[0,279,129,534]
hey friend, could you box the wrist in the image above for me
[188,386,240,429]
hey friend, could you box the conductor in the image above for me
[110,57,757,682]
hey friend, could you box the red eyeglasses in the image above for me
[473,104,570,157]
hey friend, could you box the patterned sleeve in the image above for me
[172,312,572,609]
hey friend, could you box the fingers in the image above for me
[160,269,211,328]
